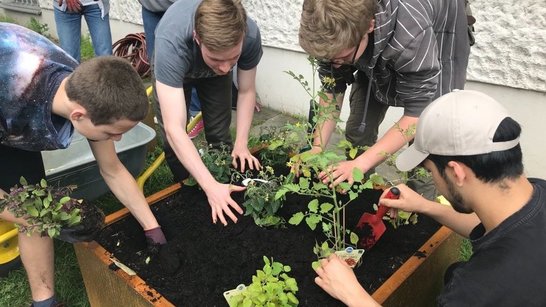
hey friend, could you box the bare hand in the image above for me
[231,144,261,173]
[315,254,373,306]
[379,184,426,218]
[205,182,245,226]
[318,160,364,187]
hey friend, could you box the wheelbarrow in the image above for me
[0,220,21,277]
[136,85,204,189]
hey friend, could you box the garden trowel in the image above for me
[355,187,400,250]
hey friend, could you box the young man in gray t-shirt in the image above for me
[153,0,263,226]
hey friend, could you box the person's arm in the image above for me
[231,67,260,172]
[320,114,416,186]
[155,80,244,225]
[315,254,381,307]
[379,184,480,238]
[88,139,160,230]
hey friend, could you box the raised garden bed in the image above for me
[75,180,462,306]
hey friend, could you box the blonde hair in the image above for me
[299,0,377,59]
[195,0,247,52]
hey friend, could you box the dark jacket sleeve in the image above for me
[317,61,357,94]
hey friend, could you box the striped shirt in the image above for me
[320,0,470,117]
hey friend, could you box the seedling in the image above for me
[225,256,299,307]
[0,177,83,238]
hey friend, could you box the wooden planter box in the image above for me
[75,183,462,306]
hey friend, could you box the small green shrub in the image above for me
[0,177,82,238]
[228,256,299,307]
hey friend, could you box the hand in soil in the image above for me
[204,182,244,225]
[57,202,105,243]
[149,242,182,275]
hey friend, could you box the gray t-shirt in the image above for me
[153,0,262,88]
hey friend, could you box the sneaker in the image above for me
[188,118,204,139]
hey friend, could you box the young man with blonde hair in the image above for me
[153,0,263,226]
[0,23,166,307]
[298,0,470,187]
[315,90,546,306]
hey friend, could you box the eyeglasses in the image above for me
[324,40,361,66]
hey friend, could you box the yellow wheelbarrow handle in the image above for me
[136,86,203,191]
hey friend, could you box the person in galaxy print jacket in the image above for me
[0,23,166,307]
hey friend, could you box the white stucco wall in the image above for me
[30,0,546,93]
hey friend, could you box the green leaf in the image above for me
[288,212,304,225]
[274,188,288,200]
[369,173,386,185]
[43,197,51,209]
[311,261,320,271]
[298,177,309,190]
[312,182,328,191]
[284,184,300,193]
[349,147,358,159]
[27,206,39,217]
[47,228,56,238]
[287,292,299,305]
[20,176,28,185]
[39,209,48,217]
[59,196,71,205]
[352,168,364,182]
[319,202,334,213]
[305,215,320,230]
[350,231,359,245]
[308,199,319,213]
[338,182,351,191]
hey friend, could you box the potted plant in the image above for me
[0,177,101,239]
[224,256,299,306]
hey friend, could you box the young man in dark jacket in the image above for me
[298,0,470,186]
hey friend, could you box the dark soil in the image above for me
[97,182,440,306]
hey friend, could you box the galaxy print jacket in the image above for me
[0,22,77,151]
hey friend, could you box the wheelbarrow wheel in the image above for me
[0,256,22,277]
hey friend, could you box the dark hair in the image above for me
[427,117,523,183]
[65,56,148,125]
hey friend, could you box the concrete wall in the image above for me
[1,0,544,177]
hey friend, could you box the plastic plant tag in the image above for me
[223,284,246,306]
[110,258,136,276]
[335,247,365,268]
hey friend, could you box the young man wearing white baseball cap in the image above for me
[314,90,546,306]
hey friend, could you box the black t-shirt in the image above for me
[437,178,546,306]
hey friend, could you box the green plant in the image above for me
[0,14,17,24]
[186,143,233,185]
[233,166,287,227]
[228,256,299,307]
[26,17,49,36]
[80,34,95,62]
[0,177,83,238]
[277,58,372,258]
[251,125,305,169]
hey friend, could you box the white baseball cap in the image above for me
[396,90,520,171]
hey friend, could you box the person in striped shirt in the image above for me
[298,0,470,187]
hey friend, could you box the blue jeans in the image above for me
[141,6,164,60]
[54,4,112,62]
